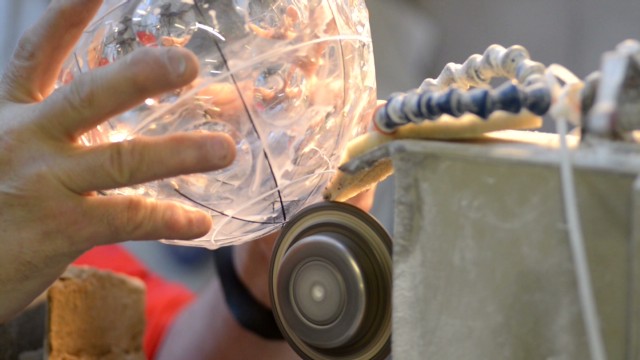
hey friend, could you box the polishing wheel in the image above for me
[269,202,392,360]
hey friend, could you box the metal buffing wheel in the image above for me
[269,202,392,360]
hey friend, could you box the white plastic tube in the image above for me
[556,116,607,360]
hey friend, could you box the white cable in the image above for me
[555,116,607,360]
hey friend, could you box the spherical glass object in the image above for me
[59,0,376,248]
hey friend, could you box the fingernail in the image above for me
[186,208,212,235]
[165,48,187,78]
[207,135,236,167]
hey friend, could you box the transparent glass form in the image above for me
[59,0,376,249]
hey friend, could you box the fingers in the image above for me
[36,47,199,140]
[84,195,213,244]
[0,0,103,102]
[63,132,236,193]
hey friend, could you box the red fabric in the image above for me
[73,245,195,360]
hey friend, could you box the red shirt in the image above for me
[73,245,195,359]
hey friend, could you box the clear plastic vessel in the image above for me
[59,0,376,248]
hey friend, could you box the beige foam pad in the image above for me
[324,110,543,201]
[47,266,146,360]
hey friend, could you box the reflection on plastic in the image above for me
[59,0,377,248]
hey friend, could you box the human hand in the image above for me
[232,189,377,308]
[0,0,235,322]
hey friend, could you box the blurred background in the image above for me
[1,0,639,290]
